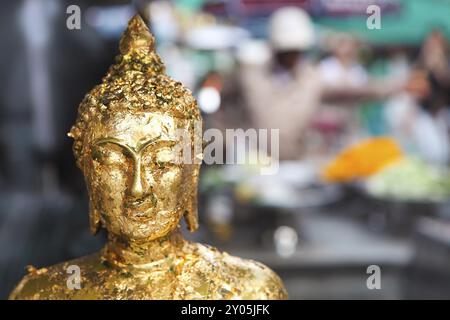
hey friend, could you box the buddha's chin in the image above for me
[115,209,181,240]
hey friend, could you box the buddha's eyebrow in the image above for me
[92,136,162,156]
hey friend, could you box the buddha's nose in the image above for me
[130,158,144,198]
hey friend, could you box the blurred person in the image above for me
[385,30,450,166]
[236,7,411,161]
[237,7,318,161]
[319,34,368,87]
[414,75,450,166]
[385,70,450,166]
[418,29,450,129]
[359,46,414,137]
[417,31,450,165]
[315,33,369,155]
[418,29,450,90]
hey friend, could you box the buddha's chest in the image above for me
[80,266,229,299]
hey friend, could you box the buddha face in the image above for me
[82,110,196,240]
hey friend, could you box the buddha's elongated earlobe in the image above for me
[184,166,199,232]
[86,172,102,235]
[184,198,198,232]
[89,201,102,235]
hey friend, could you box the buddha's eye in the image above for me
[141,146,178,169]
[92,144,127,165]
[156,148,176,164]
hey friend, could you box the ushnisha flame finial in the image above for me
[110,14,165,77]
[119,14,156,55]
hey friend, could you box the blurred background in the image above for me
[1,0,450,299]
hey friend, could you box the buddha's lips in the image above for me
[125,208,154,221]
[125,199,155,219]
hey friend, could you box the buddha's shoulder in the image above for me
[187,243,288,299]
[9,253,104,300]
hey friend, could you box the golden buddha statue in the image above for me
[9,15,287,300]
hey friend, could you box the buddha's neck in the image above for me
[102,228,187,268]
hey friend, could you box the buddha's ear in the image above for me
[184,164,200,232]
[89,206,102,235]
[85,166,102,235]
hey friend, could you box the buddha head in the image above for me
[68,15,202,241]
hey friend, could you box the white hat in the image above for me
[269,6,315,51]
